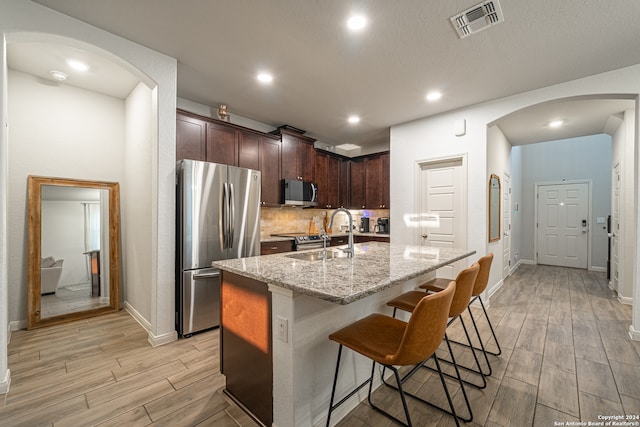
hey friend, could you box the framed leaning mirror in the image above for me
[488,174,501,243]
[27,176,121,329]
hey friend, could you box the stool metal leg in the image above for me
[367,363,413,426]
[448,296,502,357]
[380,354,462,426]
[431,315,488,389]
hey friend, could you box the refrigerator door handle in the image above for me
[193,271,221,280]
[222,183,229,249]
[229,183,235,247]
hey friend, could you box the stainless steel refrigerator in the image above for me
[176,159,261,336]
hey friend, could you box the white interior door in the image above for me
[611,163,620,291]
[419,158,465,278]
[537,182,589,268]
[502,172,511,279]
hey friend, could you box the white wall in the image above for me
[7,69,125,323]
[0,32,9,394]
[612,110,636,301]
[518,134,612,270]
[123,82,153,321]
[390,65,640,338]
[487,125,512,290]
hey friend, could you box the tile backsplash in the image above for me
[261,207,390,238]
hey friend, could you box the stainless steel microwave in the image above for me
[282,179,318,207]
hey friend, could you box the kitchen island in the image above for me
[213,242,475,427]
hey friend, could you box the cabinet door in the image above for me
[339,159,350,208]
[207,122,237,165]
[238,131,260,170]
[176,113,206,161]
[281,134,299,180]
[260,138,281,206]
[327,155,340,208]
[381,152,390,208]
[350,159,366,209]
[315,152,329,208]
[365,156,383,208]
[298,140,316,182]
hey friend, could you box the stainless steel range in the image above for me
[271,233,329,251]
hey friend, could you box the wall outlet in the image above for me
[276,316,288,343]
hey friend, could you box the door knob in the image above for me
[421,234,428,239]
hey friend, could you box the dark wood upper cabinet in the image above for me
[176,112,207,161]
[348,151,390,210]
[176,109,281,206]
[259,138,281,206]
[365,155,383,209]
[315,152,329,208]
[238,132,261,171]
[207,121,237,165]
[350,159,366,209]
[176,111,391,210]
[339,159,350,208]
[327,155,341,208]
[315,151,343,209]
[276,129,316,182]
[380,152,390,208]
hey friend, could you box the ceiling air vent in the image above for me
[450,0,504,39]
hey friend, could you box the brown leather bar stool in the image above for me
[387,262,487,400]
[326,282,458,427]
[421,253,500,376]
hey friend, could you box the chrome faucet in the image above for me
[328,208,354,257]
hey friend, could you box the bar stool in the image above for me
[385,263,481,422]
[421,253,500,376]
[326,281,457,427]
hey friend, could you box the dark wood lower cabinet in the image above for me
[221,271,272,427]
[260,240,294,255]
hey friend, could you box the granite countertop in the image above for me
[260,232,389,243]
[213,242,475,304]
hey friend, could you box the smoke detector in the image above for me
[450,0,504,39]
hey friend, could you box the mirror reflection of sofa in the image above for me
[41,256,64,295]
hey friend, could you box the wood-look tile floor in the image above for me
[1,312,258,427]
[336,264,640,427]
[2,264,639,426]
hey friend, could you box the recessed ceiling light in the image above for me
[426,91,442,102]
[257,72,273,84]
[348,115,360,124]
[548,120,564,128]
[67,59,89,72]
[49,70,68,81]
[347,15,367,31]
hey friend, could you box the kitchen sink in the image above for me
[285,249,351,261]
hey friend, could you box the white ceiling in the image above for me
[19,0,640,149]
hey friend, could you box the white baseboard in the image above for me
[9,319,27,332]
[124,301,177,347]
[629,325,640,341]
[124,301,151,331]
[148,330,178,347]
[589,266,606,273]
[618,295,633,306]
[487,279,503,300]
[0,369,10,394]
